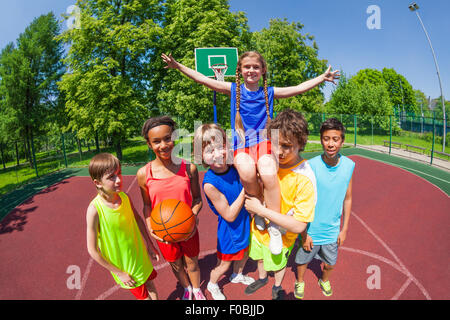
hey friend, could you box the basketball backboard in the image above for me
[195,47,238,78]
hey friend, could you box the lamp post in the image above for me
[409,2,446,152]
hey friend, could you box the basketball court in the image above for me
[0,152,448,300]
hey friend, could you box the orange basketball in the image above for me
[150,199,196,243]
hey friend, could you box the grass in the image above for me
[1,129,447,197]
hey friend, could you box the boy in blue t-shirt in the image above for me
[294,118,355,299]
[194,123,255,300]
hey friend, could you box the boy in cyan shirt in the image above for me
[294,118,354,299]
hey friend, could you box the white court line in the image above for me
[351,211,431,300]
[339,247,405,274]
[352,154,449,197]
[392,278,413,300]
[95,249,217,300]
[75,177,138,300]
[74,258,93,300]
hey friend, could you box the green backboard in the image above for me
[195,47,238,78]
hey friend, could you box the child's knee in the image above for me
[185,257,200,273]
[257,155,278,177]
[234,153,256,174]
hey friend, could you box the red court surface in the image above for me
[0,155,448,300]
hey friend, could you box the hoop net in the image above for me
[211,63,228,82]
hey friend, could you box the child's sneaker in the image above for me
[267,222,283,255]
[272,285,285,300]
[294,281,305,299]
[193,288,206,300]
[244,277,268,295]
[229,273,255,285]
[207,282,226,300]
[254,215,266,231]
[182,286,192,300]
[318,279,332,297]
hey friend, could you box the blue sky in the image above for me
[1,0,449,103]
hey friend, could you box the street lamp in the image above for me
[409,2,446,152]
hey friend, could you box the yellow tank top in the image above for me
[92,192,153,288]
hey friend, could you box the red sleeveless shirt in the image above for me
[145,160,193,209]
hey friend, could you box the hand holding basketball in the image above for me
[150,199,196,243]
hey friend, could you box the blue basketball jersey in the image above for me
[307,154,355,245]
[230,82,274,150]
[202,165,250,254]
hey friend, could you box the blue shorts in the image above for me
[295,242,338,266]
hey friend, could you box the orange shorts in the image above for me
[217,246,249,262]
[156,230,200,262]
[129,268,157,300]
[234,140,272,164]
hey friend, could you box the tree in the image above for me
[382,68,417,113]
[352,67,417,114]
[0,13,65,168]
[58,0,163,159]
[253,18,328,113]
[326,72,393,131]
[152,0,252,130]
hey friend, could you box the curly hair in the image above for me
[267,109,309,152]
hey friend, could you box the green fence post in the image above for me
[430,112,435,165]
[354,114,357,147]
[389,115,392,155]
[30,136,39,178]
[61,134,68,168]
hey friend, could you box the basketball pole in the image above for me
[213,90,218,123]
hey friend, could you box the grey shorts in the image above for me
[295,242,339,266]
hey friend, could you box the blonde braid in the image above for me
[263,73,271,124]
[234,66,245,144]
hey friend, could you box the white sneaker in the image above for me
[268,222,283,255]
[207,282,226,300]
[229,273,255,285]
[254,215,266,231]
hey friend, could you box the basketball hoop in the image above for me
[211,63,228,82]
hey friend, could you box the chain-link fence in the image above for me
[1,111,448,196]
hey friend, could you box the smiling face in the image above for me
[202,142,229,172]
[146,124,174,161]
[321,129,345,161]
[239,55,265,89]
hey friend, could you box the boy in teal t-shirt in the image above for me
[294,118,355,299]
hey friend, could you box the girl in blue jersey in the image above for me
[162,51,339,255]
[194,123,254,300]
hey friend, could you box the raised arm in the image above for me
[273,65,340,99]
[162,53,232,95]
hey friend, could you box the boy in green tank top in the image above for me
[86,153,160,300]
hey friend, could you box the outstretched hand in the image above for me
[161,53,178,69]
[323,65,340,85]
